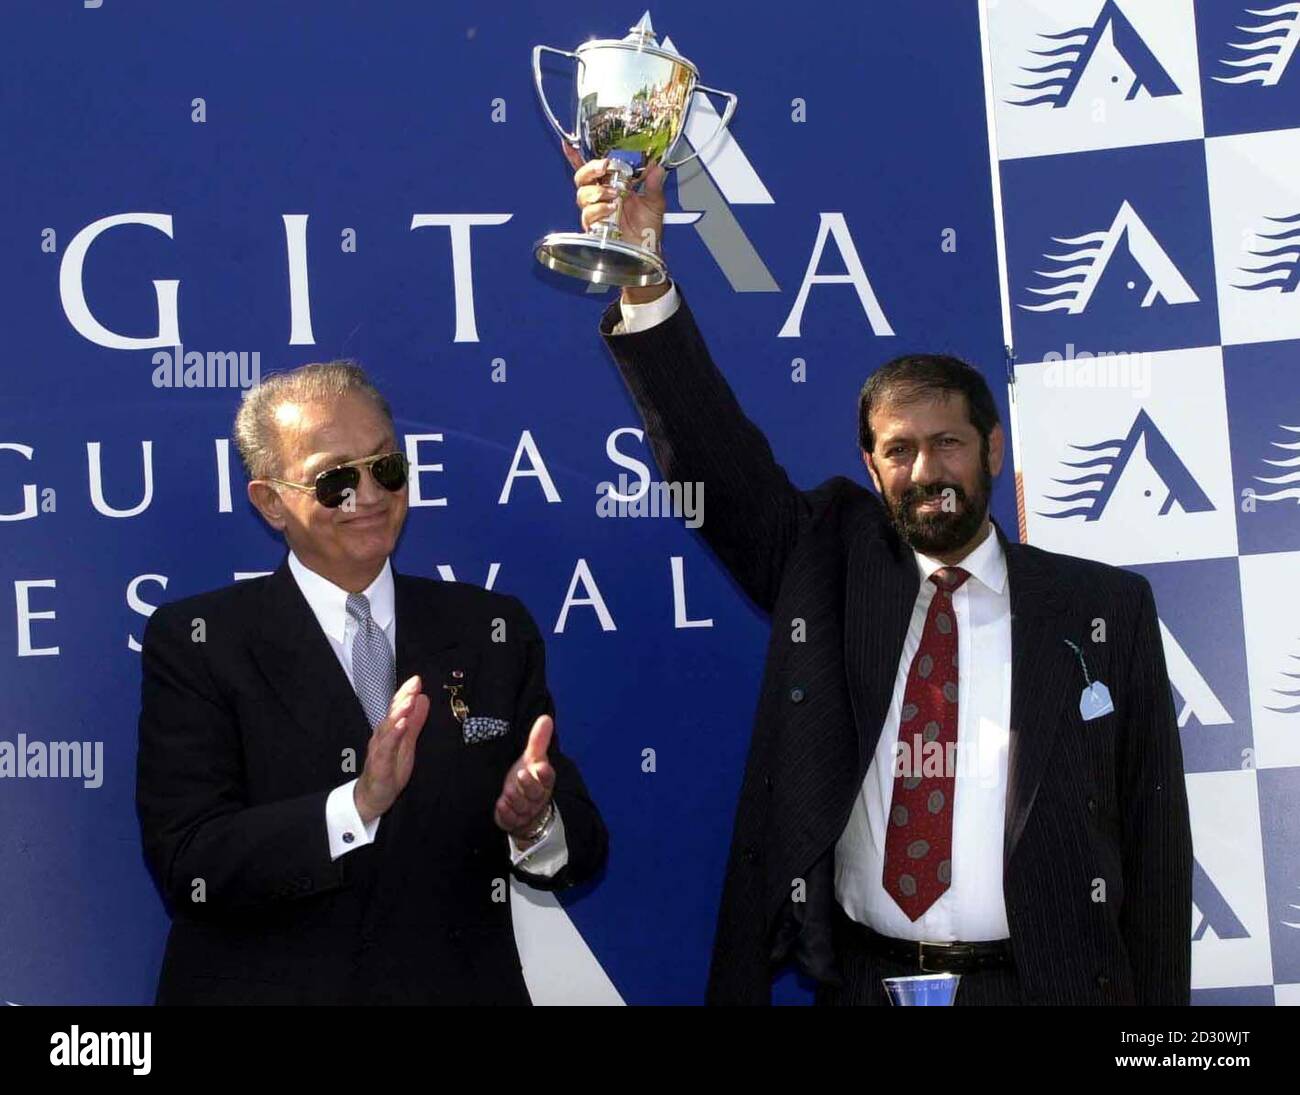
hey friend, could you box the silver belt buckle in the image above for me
[917,940,952,973]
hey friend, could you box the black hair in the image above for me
[857,354,1000,453]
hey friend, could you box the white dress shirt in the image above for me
[617,283,682,334]
[834,527,1013,941]
[285,550,567,875]
[617,288,1014,940]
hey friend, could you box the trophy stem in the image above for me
[591,160,634,242]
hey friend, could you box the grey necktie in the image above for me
[346,592,396,730]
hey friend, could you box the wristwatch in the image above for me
[517,800,556,844]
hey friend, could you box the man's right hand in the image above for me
[354,674,430,824]
[564,146,669,306]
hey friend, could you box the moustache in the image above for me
[901,484,967,510]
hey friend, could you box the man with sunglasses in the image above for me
[135,361,607,1005]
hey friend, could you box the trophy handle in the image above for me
[662,83,738,169]
[532,45,582,146]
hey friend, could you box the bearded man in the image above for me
[568,152,1190,1007]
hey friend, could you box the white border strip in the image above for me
[976,0,1027,539]
[977,0,1014,359]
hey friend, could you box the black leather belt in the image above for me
[836,908,1014,974]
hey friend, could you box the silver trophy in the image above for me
[532,12,738,286]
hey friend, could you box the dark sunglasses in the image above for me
[264,451,409,508]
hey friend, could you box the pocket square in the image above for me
[463,716,511,744]
[1079,681,1114,721]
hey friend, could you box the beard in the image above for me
[883,459,992,556]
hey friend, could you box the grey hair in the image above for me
[233,360,394,481]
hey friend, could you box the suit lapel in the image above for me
[248,560,472,776]
[389,571,482,755]
[844,519,919,775]
[1001,525,1077,868]
[393,571,465,689]
[364,571,485,922]
[249,559,373,766]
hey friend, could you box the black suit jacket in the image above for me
[136,559,607,1005]
[600,289,1191,1006]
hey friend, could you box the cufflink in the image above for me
[342,831,355,844]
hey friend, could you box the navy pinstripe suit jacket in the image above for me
[600,288,1191,1006]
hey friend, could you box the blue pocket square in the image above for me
[463,716,511,744]
[1079,681,1114,721]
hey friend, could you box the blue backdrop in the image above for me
[2,0,1015,1005]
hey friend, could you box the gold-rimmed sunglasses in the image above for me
[261,451,409,509]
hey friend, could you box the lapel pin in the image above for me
[444,672,469,724]
[1063,638,1114,721]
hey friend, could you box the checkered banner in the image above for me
[983,0,1300,1005]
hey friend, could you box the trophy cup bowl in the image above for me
[532,12,738,286]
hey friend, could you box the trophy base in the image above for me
[534,231,667,287]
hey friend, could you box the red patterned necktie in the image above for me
[883,565,971,921]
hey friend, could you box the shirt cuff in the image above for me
[615,283,680,334]
[326,779,381,860]
[507,802,569,877]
